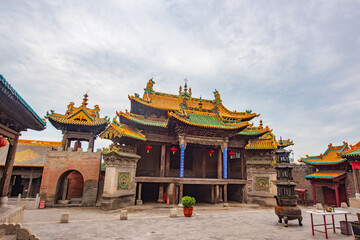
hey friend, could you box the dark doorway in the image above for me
[10,175,23,197]
[55,170,84,204]
[183,184,213,203]
[141,183,159,203]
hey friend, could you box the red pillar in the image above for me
[311,182,317,205]
[334,183,340,207]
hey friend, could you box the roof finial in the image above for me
[184,78,188,92]
[82,93,88,107]
[259,120,263,128]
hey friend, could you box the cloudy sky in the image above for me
[1,0,359,159]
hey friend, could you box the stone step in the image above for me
[0,235,16,240]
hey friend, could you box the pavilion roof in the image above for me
[129,79,259,121]
[305,171,346,180]
[117,111,168,128]
[99,118,146,141]
[0,74,46,131]
[102,145,141,159]
[168,110,249,130]
[45,94,110,129]
[237,120,271,137]
[299,142,349,166]
[341,141,360,158]
[245,132,293,150]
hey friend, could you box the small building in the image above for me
[299,143,351,207]
[40,94,109,206]
[0,139,61,198]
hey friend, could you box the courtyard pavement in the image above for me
[22,204,359,240]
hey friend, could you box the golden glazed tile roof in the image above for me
[45,94,110,127]
[129,79,259,121]
[102,145,141,159]
[238,120,271,137]
[299,142,349,166]
[99,118,146,141]
[341,141,360,158]
[18,139,62,147]
[245,132,293,150]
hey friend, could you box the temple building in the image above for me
[99,79,290,209]
[299,142,352,207]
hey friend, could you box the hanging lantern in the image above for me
[0,136,8,148]
[170,146,178,155]
[208,149,215,157]
[144,145,152,153]
[228,151,235,159]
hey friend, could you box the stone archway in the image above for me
[55,170,84,205]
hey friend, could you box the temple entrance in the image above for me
[323,185,347,206]
[55,170,84,204]
[10,175,23,197]
[141,183,159,203]
[183,184,214,203]
[228,184,245,202]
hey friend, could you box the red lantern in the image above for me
[208,149,215,157]
[170,146,178,155]
[144,145,152,153]
[228,151,235,159]
[0,136,8,148]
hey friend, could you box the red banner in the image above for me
[352,161,360,169]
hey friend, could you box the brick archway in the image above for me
[55,170,84,204]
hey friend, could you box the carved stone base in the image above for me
[100,194,135,211]
[136,199,143,205]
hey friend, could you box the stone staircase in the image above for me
[0,224,39,240]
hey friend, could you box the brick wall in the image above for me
[39,149,101,206]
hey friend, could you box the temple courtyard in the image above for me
[22,204,359,240]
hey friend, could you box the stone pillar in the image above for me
[158,184,164,203]
[167,183,176,204]
[61,178,69,200]
[0,135,19,206]
[160,145,166,177]
[178,184,183,204]
[202,148,206,178]
[311,182,317,205]
[136,183,143,205]
[224,184,228,203]
[215,185,219,203]
[217,148,222,179]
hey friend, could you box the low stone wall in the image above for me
[0,206,24,224]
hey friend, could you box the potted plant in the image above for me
[181,196,196,217]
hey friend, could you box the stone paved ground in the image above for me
[22,204,359,240]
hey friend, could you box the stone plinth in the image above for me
[100,149,140,210]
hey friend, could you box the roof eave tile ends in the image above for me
[0,74,46,130]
